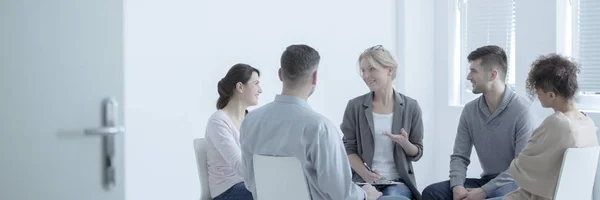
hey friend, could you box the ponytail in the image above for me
[216,79,231,109]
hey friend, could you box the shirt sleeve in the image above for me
[307,121,366,200]
[449,108,473,188]
[206,116,245,177]
[240,117,257,198]
[407,101,424,161]
[341,100,359,155]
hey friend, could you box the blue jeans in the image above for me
[213,182,253,200]
[421,176,518,200]
[375,182,413,200]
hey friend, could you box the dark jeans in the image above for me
[422,176,517,200]
[375,182,413,199]
[213,182,253,200]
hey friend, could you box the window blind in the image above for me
[459,0,516,90]
[576,0,600,94]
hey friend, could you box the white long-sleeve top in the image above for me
[205,110,245,198]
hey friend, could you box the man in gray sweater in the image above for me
[422,45,536,200]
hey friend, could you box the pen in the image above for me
[363,162,375,173]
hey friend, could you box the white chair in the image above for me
[554,146,600,200]
[594,152,600,200]
[253,155,311,200]
[193,138,212,200]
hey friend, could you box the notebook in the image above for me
[355,177,405,186]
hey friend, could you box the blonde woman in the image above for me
[341,45,424,200]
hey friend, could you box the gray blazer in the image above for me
[341,91,424,200]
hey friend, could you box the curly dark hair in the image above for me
[526,54,580,100]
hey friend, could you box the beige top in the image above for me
[509,111,599,199]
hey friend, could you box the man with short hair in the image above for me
[240,44,384,200]
[422,45,536,200]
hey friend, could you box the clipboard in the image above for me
[355,181,405,186]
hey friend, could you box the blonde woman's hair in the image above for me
[358,45,398,79]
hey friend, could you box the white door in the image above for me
[0,1,125,200]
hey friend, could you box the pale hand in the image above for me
[463,188,486,200]
[383,128,409,145]
[361,184,383,200]
[452,186,469,200]
[360,169,381,184]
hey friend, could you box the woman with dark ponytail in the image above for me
[205,63,261,200]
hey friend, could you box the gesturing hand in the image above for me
[383,128,409,145]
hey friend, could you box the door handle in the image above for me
[84,97,123,190]
[84,127,125,136]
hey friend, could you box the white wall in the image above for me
[398,0,436,190]
[432,0,486,184]
[433,0,600,198]
[124,1,439,199]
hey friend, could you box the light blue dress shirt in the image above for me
[240,94,366,200]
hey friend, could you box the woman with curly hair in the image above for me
[493,54,599,200]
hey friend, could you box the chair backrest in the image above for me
[253,154,311,200]
[554,146,600,200]
[594,152,600,200]
[193,138,211,200]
